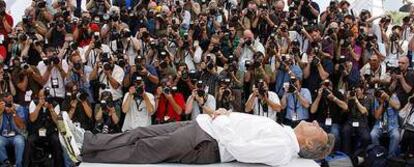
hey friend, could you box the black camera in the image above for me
[94,40,102,49]
[197,89,205,97]
[311,57,320,66]
[244,39,252,46]
[163,87,171,94]
[135,85,144,97]
[349,88,356,97]
[256,79,266,96]
[50,56,60,65]
[101,100,114,110]
[374,89,385,98]
[5,103,12,108]
[103,62,113,71]
[77,90,88,101]
[245,60,253,69]
[390,33,399,42]
[288,77,297,93]
[37,0,47,8]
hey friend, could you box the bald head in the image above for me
[399,56,409,71]
[243,30,254,41]
[275,0,284,12]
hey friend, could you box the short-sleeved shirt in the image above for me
[274,65,303,98]
[186,94,216,120]
[122,92,155,131]
[249,91,281,121]
[373,95,400,131]
[395,70,414,106]
[285,88,312,121]
[98,64,125,101]
[37,60,69,98]
[314,90,346,124]
[155,93,186,123]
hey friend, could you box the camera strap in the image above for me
[292,94,298,121]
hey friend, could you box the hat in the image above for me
[89,23,100,32]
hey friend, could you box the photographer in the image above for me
[370,89,401,158]
[123,55,159,94]
[360,54,390,91]
[333,56,360,92]
[235,29,265,72]
[10,57,43,107]
[361,34,386,64]
[245,79,281,121]
[89,53,125,105]
[84,31,111,69]
[281,76,312,127]
[342,86,371,155]
[274,54,303,98]
[19,5,48,36]
[244,52,274,93]
[303,44,333,97]
[0,63,15,97]
[399,95,414,158]
[215,78,236,110]
[199,54,219,95]
[185,80,216,120]
[219,24,239,57]
[389,56,414,107]
[28,89,64,167]
[310,80,348,150]
[45,12,68,48]
[66,52,93,102]
[385,26,408,68]
[62,83,94,131]
[86,0,111,15]
[252,2,276,43]
[94,91,121,134]
[154,77,185,124]
[0,0,12,37]
[109,28,140,64]
[0,93,26,167]
[297,0,320,22]
[177,32,202,71]
[37,47,68,103]
[122,77,155,131]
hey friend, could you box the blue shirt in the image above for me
[0,105,27,136]
[285,88,312,120]
[274,65,303,97]
[373,95,400,131]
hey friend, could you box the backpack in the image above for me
[364,144,388,167]
[323,151,353,167]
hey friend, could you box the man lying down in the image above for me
[60,108,335,166]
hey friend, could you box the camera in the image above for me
[256,79,266,96]
[37,0,47,8]
[287,77,297,93]
[181,70,189,80]
[311,56,320,66]
[103,62,113,71]
[76,90,88,101]
[390,33,399,42]
[244,39,252,46]
[135,85,144,97]
[245,60,253,70]
[349,88,356,97]
[163,87,171,94]
[101,100,114,110]
[374,89,385,98]
[5,103,12,108]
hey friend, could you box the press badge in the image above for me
[325,118,332,126]
[51,78,59,88]
[7,131,15,137]
[39,128,47,137]
[291,114,298,121]
[352,121,359,127]
[25,90,33,102]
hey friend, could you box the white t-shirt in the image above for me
[121,92,155,132]
[98,64,125,101]
[82,44,111,69]
[186,94,216,120]
[248,91,281,121]
[184,47,203,71]
[37,60,69,98]
[29,101,60,115]
[238,39,265,71]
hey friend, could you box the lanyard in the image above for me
[293,94,298,119]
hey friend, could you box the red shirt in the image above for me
[0,14,13,37]
[156,93,185,123]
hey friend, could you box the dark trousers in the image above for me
[342,123,371,155]
[82,121,221,164]
[401,130,414,155]
[27,133,64,167]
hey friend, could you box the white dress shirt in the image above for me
[98,64,125,101]
[37,60,69,98]
[196,112,300,166]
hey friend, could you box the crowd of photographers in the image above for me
[0,0,414,166]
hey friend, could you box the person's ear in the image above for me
[304,138,314,150]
